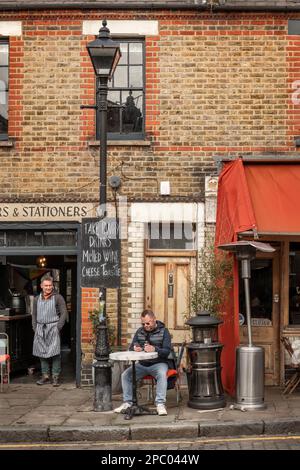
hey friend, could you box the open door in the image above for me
[239,250,280,385]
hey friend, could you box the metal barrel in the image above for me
[236,345,265,409]
[186,343,226,409]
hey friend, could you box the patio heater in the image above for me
[186,311,226,409]
[218,241,275,411]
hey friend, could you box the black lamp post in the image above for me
[86,20,121,412]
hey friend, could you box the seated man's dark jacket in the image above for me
[129,320,172,367]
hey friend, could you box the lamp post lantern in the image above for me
[86,20,121,412]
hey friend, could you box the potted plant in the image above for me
[185,239,233,409]
[190,239,233,318]
[88,304,116,348]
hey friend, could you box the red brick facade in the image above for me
[1,7,300,383]
[2,10,300,201]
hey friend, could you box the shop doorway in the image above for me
[144,222,197,346]
[145,256,195,345]
[239,249,280,385]
[0,224,81,385]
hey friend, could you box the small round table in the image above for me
[109,350,158,420]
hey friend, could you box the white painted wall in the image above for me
[0,22,22,36]
[83,20,158,36]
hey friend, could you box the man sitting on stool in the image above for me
[114,309,171,416]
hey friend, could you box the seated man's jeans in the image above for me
[121,362,168,405]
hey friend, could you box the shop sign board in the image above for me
[81,217,121,288]
[0,203,95,221]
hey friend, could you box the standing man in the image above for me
[114,309,172,416]
[32,274,67,387]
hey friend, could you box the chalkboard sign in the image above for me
[81,217,121,288]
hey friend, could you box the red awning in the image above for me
[215,158,256,245]
[215,158,256,396]
[244,163,300,234]
[215,159,300,396]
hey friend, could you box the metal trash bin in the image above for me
[186,310,226,410]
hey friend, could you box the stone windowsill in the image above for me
[88,140,151,147]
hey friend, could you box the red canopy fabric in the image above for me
[215,159,300,395]
[215,158,257,244]
[244,163,300,233]
[215,159,257,396]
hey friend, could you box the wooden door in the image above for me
[239,251,280,385]
[145,256,195,345]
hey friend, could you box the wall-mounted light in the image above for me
[37,256,47,268]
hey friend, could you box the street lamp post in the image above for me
[86,20,121,412]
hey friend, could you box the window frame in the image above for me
[0,38,9,141]
[289,243,300,326]
[96,38,145,141]
[146,222,197,252]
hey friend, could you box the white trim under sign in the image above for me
[0,22,22,36]
[82,20,159,36]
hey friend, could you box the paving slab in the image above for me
[12,416,67,426]
[0,416,22,425]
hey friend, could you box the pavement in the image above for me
[1,379,300,443]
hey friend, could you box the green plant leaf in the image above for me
[189,240,233,317]
[88,308,116,346]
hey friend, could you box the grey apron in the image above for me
[33,294,60,358]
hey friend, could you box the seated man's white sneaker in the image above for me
[114,402,131,413]
[156,404,168,416]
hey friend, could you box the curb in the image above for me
[199,420,264,437]
[0,426,49,443]
[129,423,199,440]
[49,425,129,442]
[2,418,300,443]
[263,417,300,435]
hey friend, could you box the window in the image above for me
[0,230,77,248]
[0,40,8,140]
[288,20,300,35]
[289,243,300,325]
[97,39,145,140]
[148,223,196,250]
[239,258,273,326]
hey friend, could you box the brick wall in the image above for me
[1,10,298,204]
[287,31,300,145]
[158,18,288,150]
